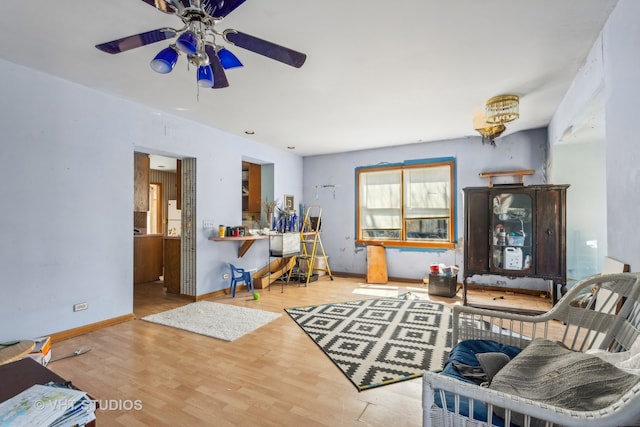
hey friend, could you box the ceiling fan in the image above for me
[95,0,307,89]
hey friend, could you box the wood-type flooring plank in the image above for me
[47,277,557,426]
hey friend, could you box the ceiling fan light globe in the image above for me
[176,31,198,55]
[218,48,243,69]
[150,47,179,74]
[197,65,214,88]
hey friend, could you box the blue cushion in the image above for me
[434,340,522,426]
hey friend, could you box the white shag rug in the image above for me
[141,301,281,341]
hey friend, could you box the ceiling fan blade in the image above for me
[95,28,177,54]
[205,45,230,88]
[203,0,247,18]
[138,0,175,13]
[223,30,306,68]
[138,0,189,14]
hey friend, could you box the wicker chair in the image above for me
[422,272,640,427]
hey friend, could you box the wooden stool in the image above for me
[366,245,388,284]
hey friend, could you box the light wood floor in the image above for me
[48,276,556,427]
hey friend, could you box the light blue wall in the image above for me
[302,130,548,282]
[551,140,606,280]
[302,0,640,287]
[548,22,608,282]
[549,0,640,273]
[602,0,640,271]
[0,58,302,341]
[2,0,638,342]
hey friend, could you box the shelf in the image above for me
[495,217,531,222]
[479,169,534,188]
[209,235,268,258]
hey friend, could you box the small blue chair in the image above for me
[229,264,255,298]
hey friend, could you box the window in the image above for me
[356,158,456,249]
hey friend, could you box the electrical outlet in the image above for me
[223,273,230,280]
[203,220,216,229]
[73,302,88,312]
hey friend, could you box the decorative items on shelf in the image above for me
[273,201,299,233]
[263,197,278,229]
[217,225,247,237]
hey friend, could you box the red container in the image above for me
[430,264,440,274]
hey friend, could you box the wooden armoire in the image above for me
[462,184,569,309]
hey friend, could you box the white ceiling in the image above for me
[0,1,617,156]
[149,154,178,171]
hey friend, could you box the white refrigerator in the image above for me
[167,200,181,236]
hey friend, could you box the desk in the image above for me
[209,234,267,258]
[0,358,96,426]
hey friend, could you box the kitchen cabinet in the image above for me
[462,184,569,308]
[133,234,163,284]
[242,161,261,221]
[134,153,150,212]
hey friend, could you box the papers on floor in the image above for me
[26,336,52,366]
[0,383,95,427]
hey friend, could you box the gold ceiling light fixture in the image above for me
[485,94,520,124]
[473,108,505,147]
[476,124,506,146]
[472,95,520,147]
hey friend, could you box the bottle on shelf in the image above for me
[498,230,506,246]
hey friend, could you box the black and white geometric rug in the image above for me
[285,294,452,391]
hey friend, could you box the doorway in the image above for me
[133,153,196,317]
